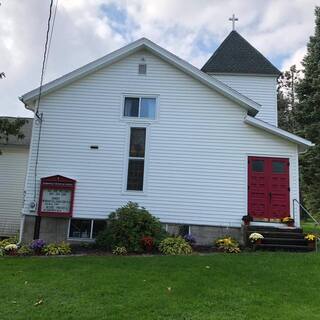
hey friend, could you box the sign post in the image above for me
[38,175,76,217]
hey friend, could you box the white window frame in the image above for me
[122,124,149,195]
[67,218,106,241]
[121,94,159,121]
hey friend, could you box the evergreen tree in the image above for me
[277,83,291,131]
[295,7,320,216]
[277,65,301,133]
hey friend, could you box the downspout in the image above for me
[18,214,25,244]
[19,97,43,241]
[17,97,29,245]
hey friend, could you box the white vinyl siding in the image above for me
[0,146,29,236]
[211,74,278,126]
[23,50,299,228]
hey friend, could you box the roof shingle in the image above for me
[201,31,281,75]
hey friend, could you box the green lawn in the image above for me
[301,220,320,234]
[1,253,320,320]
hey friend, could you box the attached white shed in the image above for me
[0,118,32,237]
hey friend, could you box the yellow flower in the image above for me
[305,234,317,241]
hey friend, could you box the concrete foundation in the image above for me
[164,223,242,245]
[22,215,69,244]
[22,215,242,246]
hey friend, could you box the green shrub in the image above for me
[43,242,72,256]
[58,242,72,255]
[95,202,167,252]
[0,236,18,249]
[112,246,127,255]
[159,236,193,255]
[17,245,32,256]
[215,236,241,253]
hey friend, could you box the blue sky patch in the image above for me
[100,3,129,37]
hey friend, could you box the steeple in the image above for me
[201,31,280,75]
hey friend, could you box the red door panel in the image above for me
[269,158,290,219]
[248,157,290,220]
[248,157,269,219]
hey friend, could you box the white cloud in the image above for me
[281,47,307,71]
[0,0,318,116]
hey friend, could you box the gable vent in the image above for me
[138,63,147,75]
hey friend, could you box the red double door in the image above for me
[248,156,290,220]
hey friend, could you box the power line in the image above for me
[35,0,55,118]
[33,0,58,206]
[44,0,59,75]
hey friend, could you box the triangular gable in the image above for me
[244,115,314,152]
[20,38,260,116]
[41,175,76,183]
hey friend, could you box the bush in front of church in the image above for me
[95,202,167,253]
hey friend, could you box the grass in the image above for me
[1,253,320,320]
[301,220,320,234]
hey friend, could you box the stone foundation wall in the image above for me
[22,215,242,246]
[22,215,69,244]
[164,223,242,245]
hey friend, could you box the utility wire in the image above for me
[35,0,54,117]
[33,0,58,202]
[44,0,59,75]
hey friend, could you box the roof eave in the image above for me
[206,72,281,77]
[244,115,314,152]
[21,38,149,107]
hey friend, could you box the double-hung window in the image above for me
[126,127,146,191]
[123,97,156,119]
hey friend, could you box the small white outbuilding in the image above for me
[0,117,32,237]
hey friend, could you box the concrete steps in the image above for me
[245,225,314,252]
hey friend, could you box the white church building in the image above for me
[19,31,313,244]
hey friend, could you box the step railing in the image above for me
[293,199,319,252]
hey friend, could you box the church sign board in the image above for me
[38,175,76,217]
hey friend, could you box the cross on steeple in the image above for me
[229,14,238,31]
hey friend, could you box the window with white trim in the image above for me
[126,127,146,191]
[123,97,156,119]
[68,219,106,239]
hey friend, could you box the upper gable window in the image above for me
[123,97,156,120]
[138,64,147,75]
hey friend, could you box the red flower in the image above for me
[141,236,154,252]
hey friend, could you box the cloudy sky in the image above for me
[0,0,318,117]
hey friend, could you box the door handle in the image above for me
[269,192,272,201]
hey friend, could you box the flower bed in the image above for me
[0,237,72,257]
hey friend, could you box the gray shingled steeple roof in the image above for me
[201,31,281,75]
